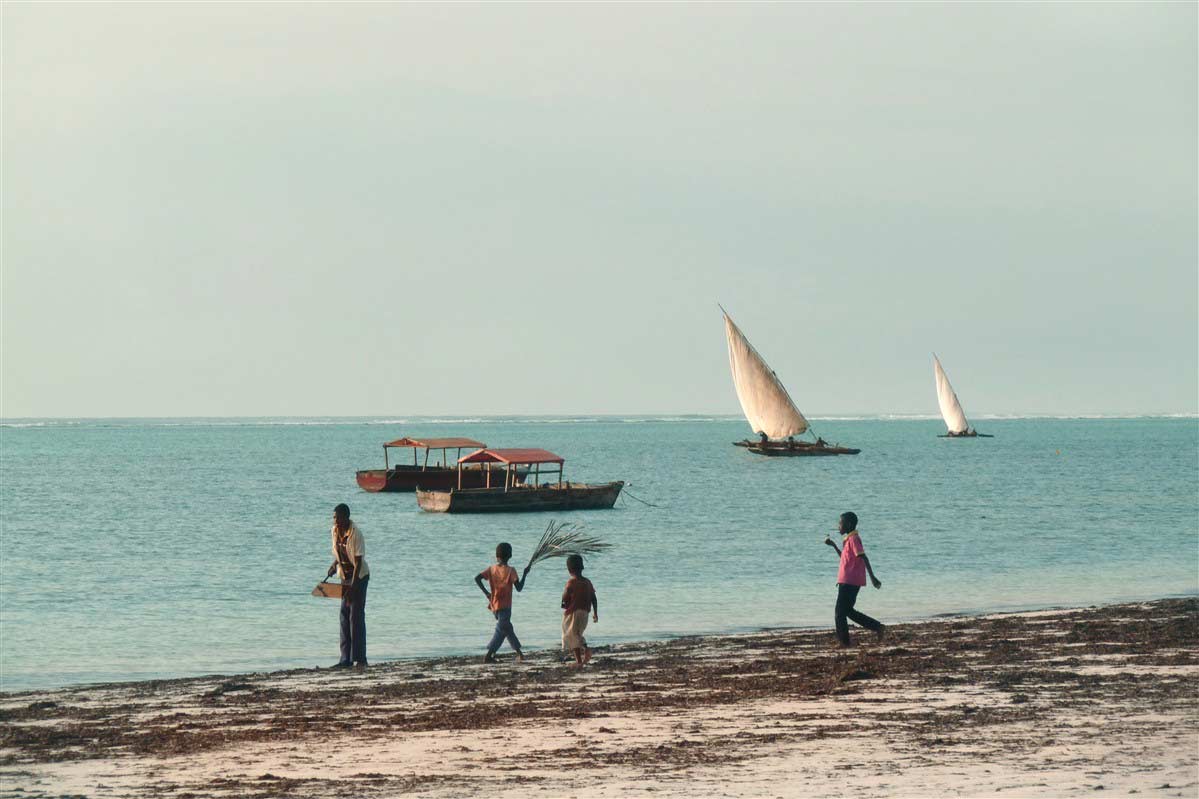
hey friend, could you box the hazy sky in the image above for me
[3,3,1196,418]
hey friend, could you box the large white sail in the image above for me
[723,312,808,438]
[933,355,970,434]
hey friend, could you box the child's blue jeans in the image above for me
[487,607,522,654]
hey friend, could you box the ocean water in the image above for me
[1,415,1196,692]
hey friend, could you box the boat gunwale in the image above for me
[417,480,624,497]
[415,481,624,513]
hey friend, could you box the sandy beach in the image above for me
[1,597,1195,798]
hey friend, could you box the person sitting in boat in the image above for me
[816,437,827,447]
[786,436,796,449]
[759,432,769,444]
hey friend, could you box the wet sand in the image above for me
[1,597,1196,798]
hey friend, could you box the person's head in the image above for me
[566,554,584,575]
[839,511,858,535]
[333,503,351,527]
[495,542,513,564]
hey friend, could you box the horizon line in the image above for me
[2,411,1197,423]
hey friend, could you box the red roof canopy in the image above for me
[458,448,565,465]
[384,437,486,450]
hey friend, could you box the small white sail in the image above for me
[933,355,970,434]
[723,311,808,439]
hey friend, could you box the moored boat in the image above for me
[722,306,860,456]
[416,448,624,513]
[933,355,993,438]
[356,437,526,492]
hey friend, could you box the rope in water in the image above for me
[621,487,662,508]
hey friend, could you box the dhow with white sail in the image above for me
[933,354,991,438]
[722,307,859,456]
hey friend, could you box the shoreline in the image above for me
[1,597,1196,797]
[6,590,1197,698]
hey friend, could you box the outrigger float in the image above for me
[355,437,526,492]
[722,307,860,456]
[416,448,624,513]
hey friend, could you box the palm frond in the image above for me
[524,519,611,573]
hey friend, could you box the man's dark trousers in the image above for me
[340,576,369,665]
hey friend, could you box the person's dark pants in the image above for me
[339,576,369,665]
[835,583,881,645]
[486,607,522,654]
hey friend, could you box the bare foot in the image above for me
[582,647,592,664]
[483,652,497,664]
[515,652,524,663]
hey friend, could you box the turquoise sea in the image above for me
[1,416,1196,692]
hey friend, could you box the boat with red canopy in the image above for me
[415,448,623,513]
[355,437,524,493]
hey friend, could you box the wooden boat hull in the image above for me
[416,482,624,513]
[356,465,525,493]
[938,432,994,438]
[734,440,860,456]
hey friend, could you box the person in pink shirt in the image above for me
[823,511,885,648]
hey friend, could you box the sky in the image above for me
[2,2,1196,418]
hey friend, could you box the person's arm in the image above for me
[326,560,338,579]
[591,593,599,623]
[475,571,492,601]
[862,554,882,589]
[824,536,841,555]
[345,529,364,589]
[514,566,530,592]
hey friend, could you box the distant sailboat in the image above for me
[933,354,992,438]
[722,307,859,456]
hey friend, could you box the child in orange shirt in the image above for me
[475,543,529,663]
[561,554,598,667]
